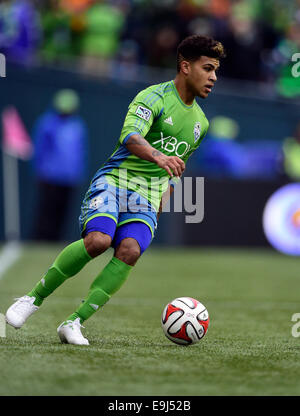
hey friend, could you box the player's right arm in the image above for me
[125,133,185,178]
[118,88,185,177]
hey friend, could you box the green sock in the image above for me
[67,257,132,323]
[28,239,92,306]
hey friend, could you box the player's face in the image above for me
[186,56,219,99]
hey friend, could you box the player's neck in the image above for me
[173,76,195,106]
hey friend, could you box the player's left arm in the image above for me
[125,133,185,178]
[118,91,185,177]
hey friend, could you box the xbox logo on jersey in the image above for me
[153,132,192,158]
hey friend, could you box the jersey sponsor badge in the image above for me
[136,105,152,121]
[194,122,202,142]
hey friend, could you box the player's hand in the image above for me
[153,153,185,177]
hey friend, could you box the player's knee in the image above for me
[84,231,111,258]
[115,238,141,266]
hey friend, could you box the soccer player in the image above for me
[6,35,225,345]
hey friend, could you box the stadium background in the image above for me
[1,0,300,397]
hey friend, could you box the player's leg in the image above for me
[113,222,153,266]
[74,181,155,313]
[6,175,118,329]
[28,230,112,305]
[58,222,152,345]
[5,231,112,329]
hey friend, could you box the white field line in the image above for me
[0,242,22,281]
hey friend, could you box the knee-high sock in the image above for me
[27,239,92,306]
[67,257,132,323]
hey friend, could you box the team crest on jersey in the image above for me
[89,196,104,210]
[136,105,152,121]
[193,122,202,142]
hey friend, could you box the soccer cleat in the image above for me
[5,295,39,329]
[57,318,89,346]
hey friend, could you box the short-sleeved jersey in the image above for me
[93,80,209,211]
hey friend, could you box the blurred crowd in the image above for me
[0,0,299,96]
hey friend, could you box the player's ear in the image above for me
[180,60,190,76]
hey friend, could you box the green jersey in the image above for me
[97,80,209,211]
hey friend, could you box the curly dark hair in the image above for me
[176,35,226,72]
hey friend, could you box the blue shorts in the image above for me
[79,175,157,239]
[82,217,153,255]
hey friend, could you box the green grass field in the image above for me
[0,244,300,396]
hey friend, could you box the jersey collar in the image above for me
[171,80,195,109]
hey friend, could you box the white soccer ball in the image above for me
[161,297,209,345]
